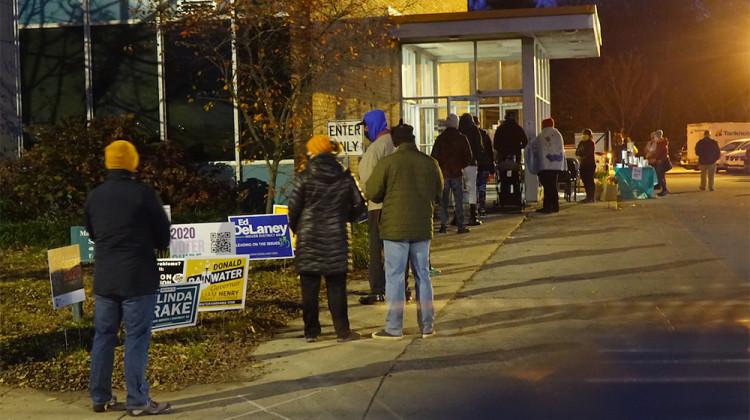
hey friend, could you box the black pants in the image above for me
[367,210,385,295]
[538,170,560,212]
[580,163,596,201]
[300,273,350,339]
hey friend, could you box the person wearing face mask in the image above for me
[576,128,596,203]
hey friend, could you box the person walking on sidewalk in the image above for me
[357,109,395,305]
[527,118,567,213]
[576,128,596,203]
[366,122,443,340]
[287,135,366,343]
[84,140,172,416]
[695,130,720,191]
[431,114,471,234]
[473,115,495,217]
[458,113,483,226]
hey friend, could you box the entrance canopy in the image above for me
[391,6,601,59]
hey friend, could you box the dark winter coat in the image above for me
[695,137,721,165]
[493,118,529,162]
[287,153,366,275]
[576,139,596,169]
[431,127,472,178]
[478,128,496,172]
[84,170,171,299]
[366,143,443,241]
[458,114,482,167]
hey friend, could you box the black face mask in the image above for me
[364,129,370,141]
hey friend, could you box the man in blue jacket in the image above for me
[84,140,172,416]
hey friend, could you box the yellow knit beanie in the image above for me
[306,135,342,156]
[105,140,139,172]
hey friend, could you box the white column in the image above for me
[156,20,167,142]
[0,0,23,158]
[521,37,539,203]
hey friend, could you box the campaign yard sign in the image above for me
[157,259,186,285]
[169,222,236,258]
[152,282,201,332]
[185,256,249,311]
[47,245,86,309]
[272,205,296,249]
[228,214,294,260]
[70,226,95,263]
[327,119,364,157]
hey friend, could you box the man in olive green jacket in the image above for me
[365,122,443,340]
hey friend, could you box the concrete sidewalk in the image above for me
[2,188,747,419]
[0,202,528,420]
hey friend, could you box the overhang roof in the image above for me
[390,5,601,59]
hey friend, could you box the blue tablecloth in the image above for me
[615,166,657,199]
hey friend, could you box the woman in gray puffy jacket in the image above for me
[287,135,366,343]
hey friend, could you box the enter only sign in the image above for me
[327,120,364,157]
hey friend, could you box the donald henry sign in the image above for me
[327,120,364,157]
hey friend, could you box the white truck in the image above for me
[681,122,750,170]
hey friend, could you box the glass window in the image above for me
[402,47,417,97]
[20,27,86,126]
[477,40,522,91]
[19,0,83,26]
[164,25,234,161]
[90,0,138,23]
[91,23,159,139]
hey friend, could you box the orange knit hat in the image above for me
[105,140,139,172]
[542,118,555,128]
[306,135,342,155]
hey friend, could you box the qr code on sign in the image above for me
[210,232,232,253]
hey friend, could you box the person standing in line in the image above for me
[527,118,567,213]
[366,122,443,340]
[431,114,471,234]
[652,131,672,196]
[493,112,529,199]
[576,128,596,203]
[357,109,395,305]
[287,135,366,343]
[694,130,720,191]
[493,111,528,163]
[84,140,172,416]
[458,113,483,226]
[473,115,495,217]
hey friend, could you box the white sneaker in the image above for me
[127,400,171,416]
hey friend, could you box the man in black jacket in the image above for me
[695,130,721,191]
[84,140,172,416]
[493,112,528,163]
[431,114,471,234]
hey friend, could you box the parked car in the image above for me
[717,139,750,171]
[724,142,750,172]
[678,146,689,167]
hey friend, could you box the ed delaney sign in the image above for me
[228,214,294,260]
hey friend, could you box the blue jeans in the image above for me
[90,294,156,409]
[440,176,465,227]
[383,239,434,335]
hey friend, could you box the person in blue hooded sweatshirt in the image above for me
[357,110,395,305]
